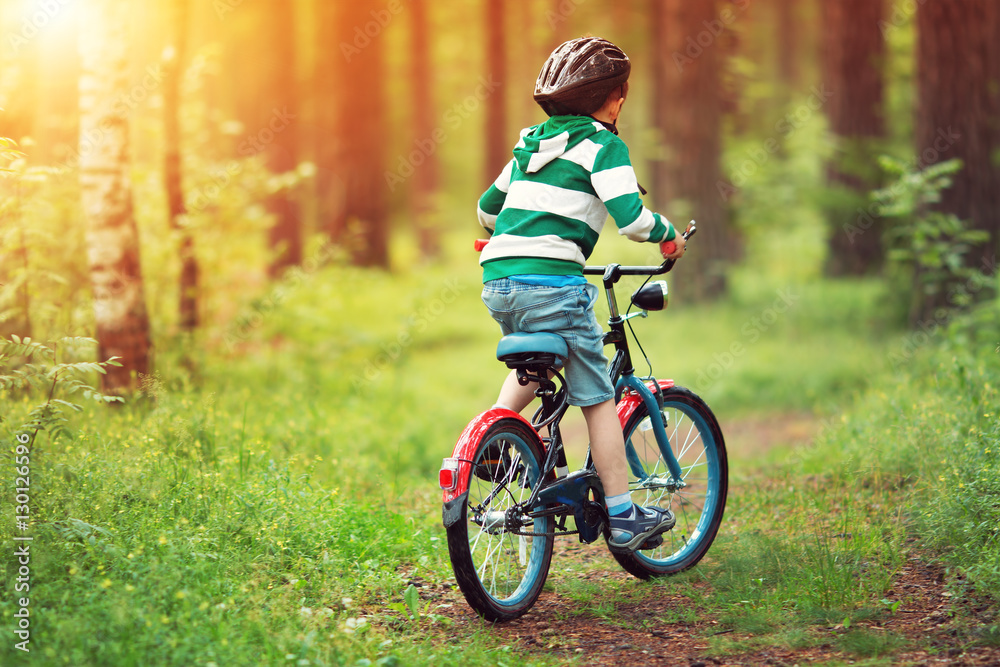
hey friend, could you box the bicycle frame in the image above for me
[442,253,691,542]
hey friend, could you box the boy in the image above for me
[477,37,686,552]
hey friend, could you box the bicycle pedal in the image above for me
[638,534,663,550]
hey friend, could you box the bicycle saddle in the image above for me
[496,332,568,368]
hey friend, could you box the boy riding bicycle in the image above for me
[478,37,686,552]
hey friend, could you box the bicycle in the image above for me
[439,223,728,622]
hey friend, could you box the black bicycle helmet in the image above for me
[534,37,631,117]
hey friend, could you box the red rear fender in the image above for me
[441,409,540,503]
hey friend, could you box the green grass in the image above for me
[2,238,997,665]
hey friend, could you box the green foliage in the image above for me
[874,157,993,324]
[0,335,123,445]
[0,136,23,172]
[798,301,1000,603]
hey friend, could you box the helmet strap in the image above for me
[591,117,619,135]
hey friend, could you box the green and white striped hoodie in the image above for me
[477,115,675,281]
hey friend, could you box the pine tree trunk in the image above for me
[823,0,886,276]
[333,0,389,267]
[313,0,341,247]
[410,0,441,259]
[655,0,733,299]
[484,0,508,182]
[163,0,199,331]
[776,0,799,94]
[917,0,1000,285]
[79,0,152,392]
[264,0,302,276]
[649,0,681,207]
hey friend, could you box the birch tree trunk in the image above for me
[79,0,152,392]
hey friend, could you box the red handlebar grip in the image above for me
[661,241,677,255]
[474,239,490,251]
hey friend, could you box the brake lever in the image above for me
[659,221,697,273]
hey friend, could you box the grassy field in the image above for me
[2,237,998,665]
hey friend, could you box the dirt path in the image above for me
[420,413,1000,665]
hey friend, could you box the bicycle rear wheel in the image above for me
[611,386,728,578]
[445,418,554,621]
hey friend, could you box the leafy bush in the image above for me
[874,157,993,326]
[0,335,123,444]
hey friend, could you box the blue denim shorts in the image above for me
[481,279,614,407]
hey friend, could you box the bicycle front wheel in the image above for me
[611,386,728,578]
[445,418,554,621]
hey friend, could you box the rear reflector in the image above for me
[439,458,459,490]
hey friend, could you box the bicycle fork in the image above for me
[616,374,685,488]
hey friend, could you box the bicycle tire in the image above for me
[610,386,728,578]
[446,418,554,621]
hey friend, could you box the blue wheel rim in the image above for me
[466,430,550,607]
[624,400,721,568]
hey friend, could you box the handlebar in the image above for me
[583,221,696,278]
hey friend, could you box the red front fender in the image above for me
[616,379,675,428]
[441,408,541,503]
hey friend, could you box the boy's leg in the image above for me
[580,399,627,496]
[494,370,537,414]
[583,398,675,551]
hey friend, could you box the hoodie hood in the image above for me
[512,115,611,174]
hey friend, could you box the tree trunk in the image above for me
[313,0,341,249]
[410,0,441,259]
[775,0,799,94]
[264,0,302,276]
[331,0,389,267]
[163,0,199,331]
[79,0,152,392]
[917,0,1000,285]
[649,0,680,207]
[653,0,733,298]
[484,0,508,182]
[823,0,887,276]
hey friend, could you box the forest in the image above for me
[2,0,999,665]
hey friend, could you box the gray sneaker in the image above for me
[608,504,676,552]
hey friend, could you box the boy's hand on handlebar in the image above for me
[660,233,686,260]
